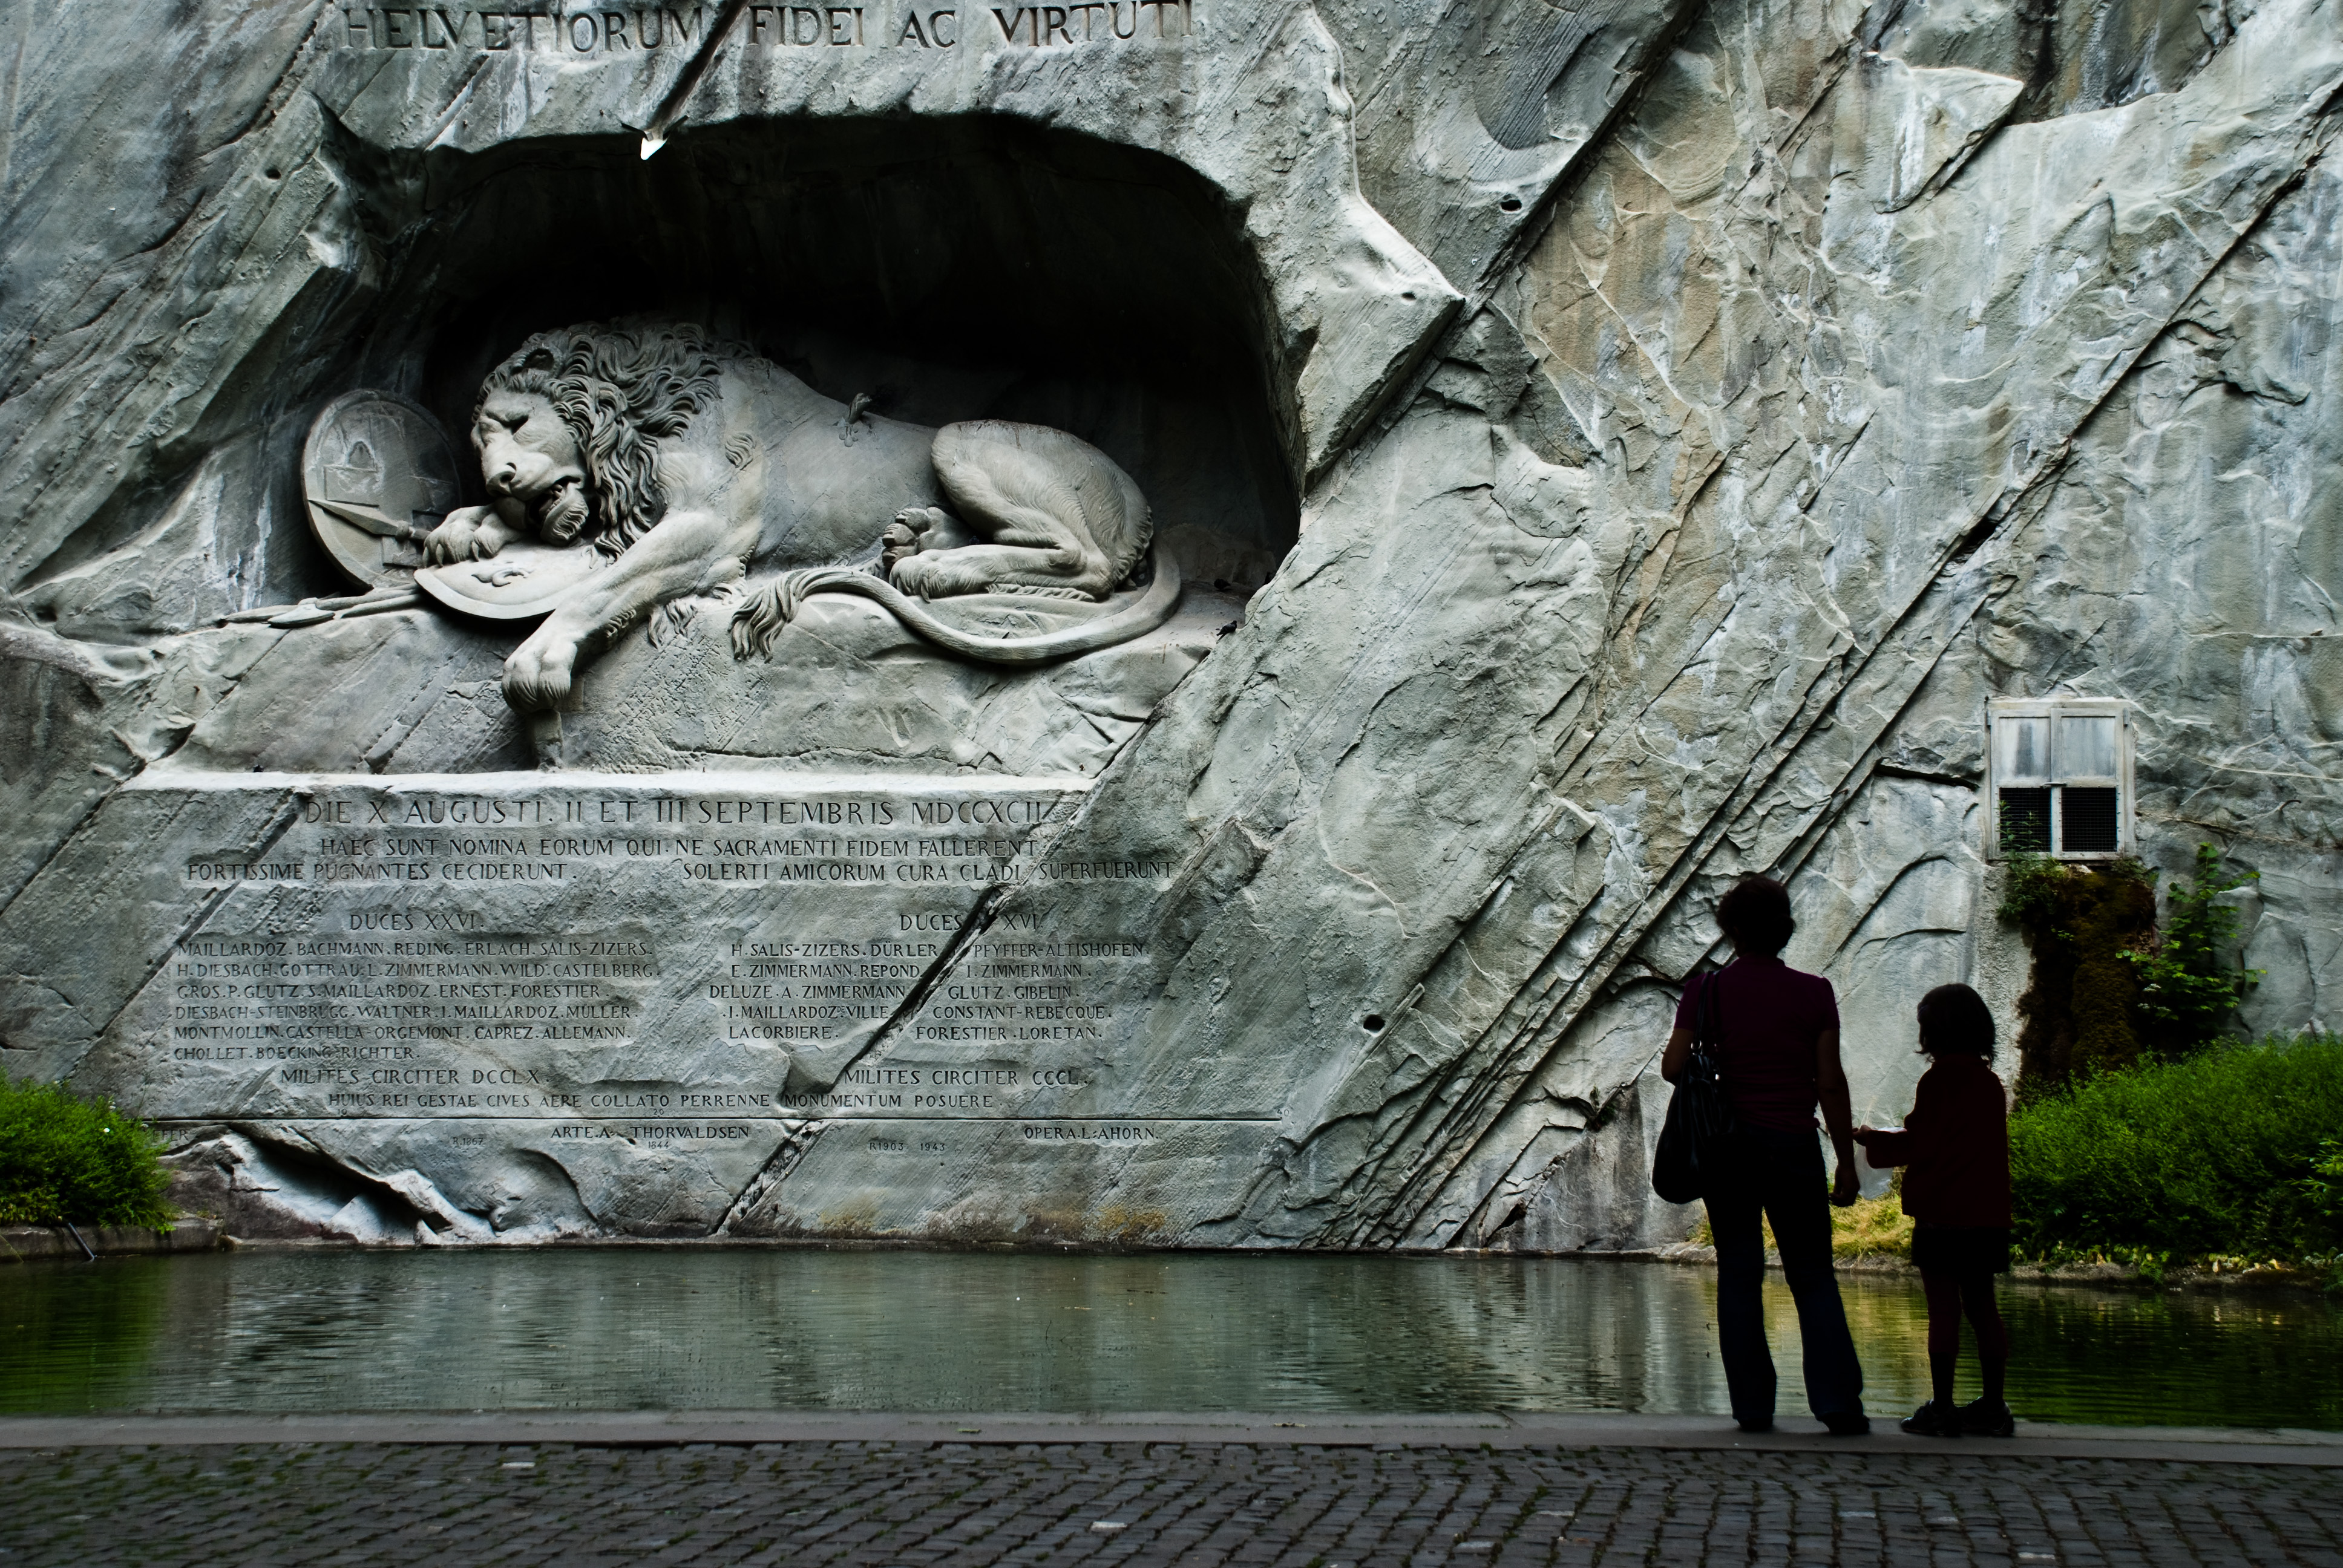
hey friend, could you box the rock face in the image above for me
[2,0,2337,1247]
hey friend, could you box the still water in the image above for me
[3,1250,2335,1428]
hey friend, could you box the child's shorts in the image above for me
[1911,1224,2012,1275]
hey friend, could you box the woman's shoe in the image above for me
[1821,1411,1871,1436]
[1899,1400,1962,1437]
[1958,1399,2016,1436]
[1737,1418,1775,1433]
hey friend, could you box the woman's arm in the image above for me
[1817,1027,1859,1206]
[1660,1027,1695,1084]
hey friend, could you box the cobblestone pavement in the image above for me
[4,1439,2339,1567]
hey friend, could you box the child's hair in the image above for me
[1716,877,1795,956]
[1916,983,1996,1059]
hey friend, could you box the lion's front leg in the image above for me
[503,614,588,711]
[498,505,755,713]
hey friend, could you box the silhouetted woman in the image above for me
[1663,876,1868,1434]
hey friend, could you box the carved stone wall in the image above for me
[2,0,2338,1246]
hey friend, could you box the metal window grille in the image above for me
[2060,786,2119,854]
[1998,788,2051,853]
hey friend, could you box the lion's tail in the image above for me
[728,542,1182,665]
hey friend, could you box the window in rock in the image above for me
[1986,699,2133,858]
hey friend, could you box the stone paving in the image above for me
[4,1439,2341,1567]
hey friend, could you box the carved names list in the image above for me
[160,787,1162,1135]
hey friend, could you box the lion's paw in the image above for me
[502,636,577,712]
[424,506,499,564]
[887,550,974,600]
[880,528,923,577]
[881,507,954,575]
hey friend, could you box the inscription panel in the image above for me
[111,774,1173,1136]
[328,1,1199,55]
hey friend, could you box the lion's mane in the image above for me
[477,322,723,557]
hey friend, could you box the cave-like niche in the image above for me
[382,116,1296,586]
[194,116,1298,776]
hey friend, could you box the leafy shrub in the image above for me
[2309,1142,2343,1225]
[0,1078,174,1228]
[2010,1033,2343,1264]
[2001,846,2262,1094]
[2122,843,2263,1055]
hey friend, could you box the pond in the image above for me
[3,1250,2336,1428]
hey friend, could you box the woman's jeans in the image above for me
[1702,1126,1866,1425]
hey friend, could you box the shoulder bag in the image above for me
[1650,970,1738,1204]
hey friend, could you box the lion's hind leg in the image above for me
[887,421,1145,602]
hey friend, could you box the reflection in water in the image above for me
[2,1252,169,1411]
[1,1251,2334,1428]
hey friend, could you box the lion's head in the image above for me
[473,322,724,556]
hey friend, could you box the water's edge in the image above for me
[9,1228,2327,1297]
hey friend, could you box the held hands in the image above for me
[1836,1126,1881,1206]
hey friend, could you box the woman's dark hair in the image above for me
[1715,877,1795,956]
[1916,983,1996,1059]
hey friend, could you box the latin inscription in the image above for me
[143,781,1158,1131]
[331,1,1194,54]
[187,792,1170,891]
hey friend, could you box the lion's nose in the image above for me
[488,465,517,494]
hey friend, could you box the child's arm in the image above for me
[1856,1123,1915,1166]
[1856,1071,1935,1166]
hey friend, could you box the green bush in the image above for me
[0,1078,174,1228]
[2010,1032,2343,1265]
[2122,843,2263,1055]
[2309,1142,2343,1225]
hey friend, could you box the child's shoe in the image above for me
[1958,1398,2016,1436]
[1899,1400,1962,1437]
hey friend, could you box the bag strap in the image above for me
[1696,970,1737,1125]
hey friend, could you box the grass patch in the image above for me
[2010,1031,2343,1269]
[1831,1180,1915,1261]
[1683,1176,1915,1261]
[0,1078,175,1228]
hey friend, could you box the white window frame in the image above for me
[1984,697,2135,860]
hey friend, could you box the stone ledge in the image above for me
[0,1410,2335,1465]
[0,1220,222,1263]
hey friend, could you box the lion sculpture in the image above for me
[422,322,1178,710]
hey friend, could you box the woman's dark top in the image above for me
[1861,1053,2011,1229]
[1670,954,1838,1134]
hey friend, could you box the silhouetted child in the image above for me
[1854,983,2014,1437]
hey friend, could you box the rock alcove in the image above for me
[47,116,1300,777]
